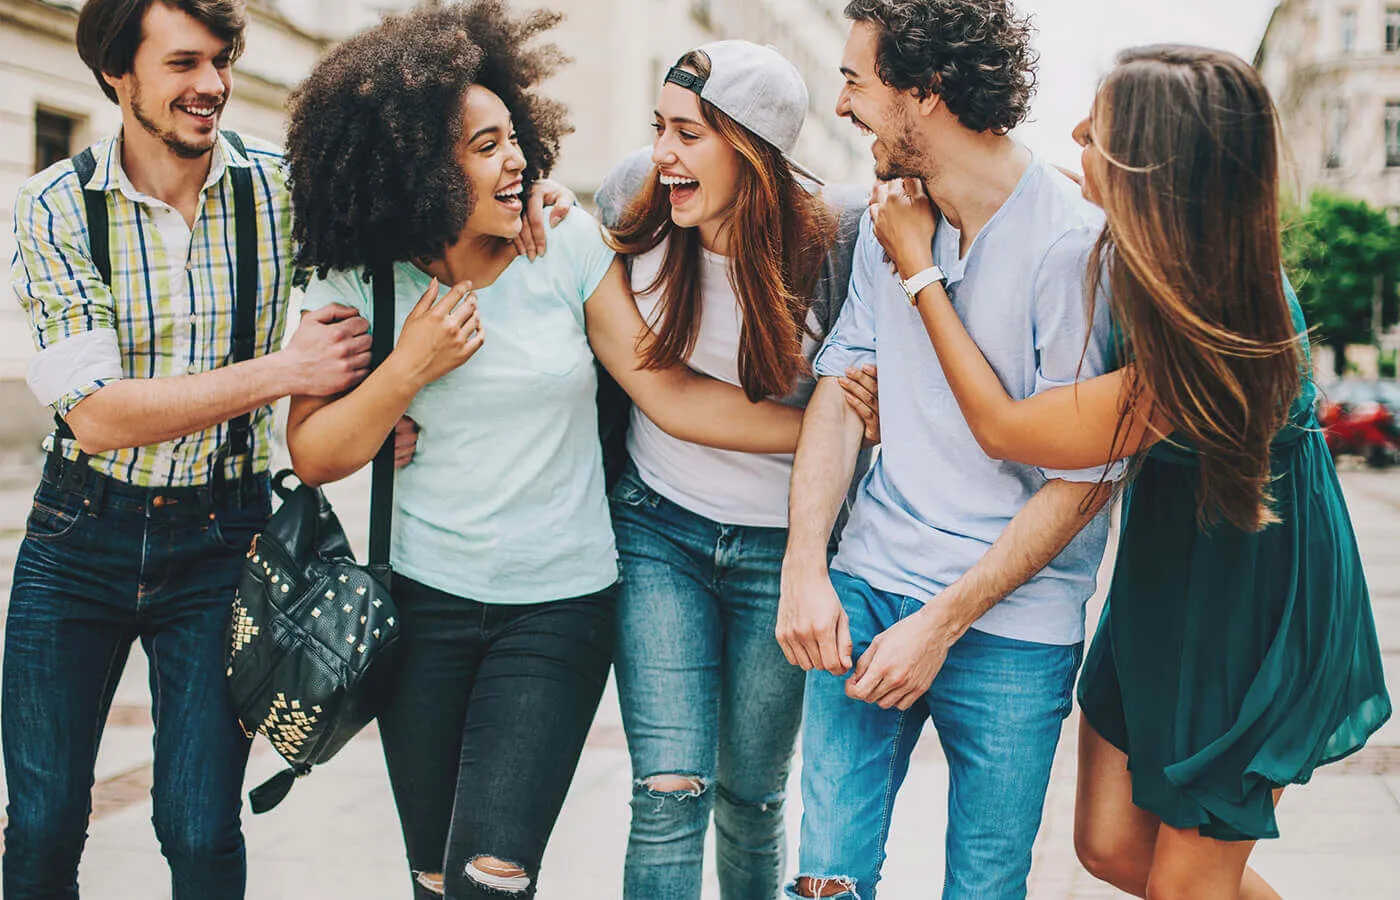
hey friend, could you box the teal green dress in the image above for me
[1077,282,1392,841]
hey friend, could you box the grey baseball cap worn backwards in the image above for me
[665,39,825,185]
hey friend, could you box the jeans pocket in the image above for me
[25,499,85,543]
[207,505,267,553]
[608,472,655,510]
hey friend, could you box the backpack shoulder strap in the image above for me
[222,129,247,156]
[224,130,259,456]
[70,147,111,287]
[367,265,396,583]
[54,147,110,451]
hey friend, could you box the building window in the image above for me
[1387,102,1400,167]
[34,109,77,173]
[1341,9,1358,53]
[1388,8,1400,51]
[1326,102,1347,169]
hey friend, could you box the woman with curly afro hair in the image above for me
[281,2,809,896]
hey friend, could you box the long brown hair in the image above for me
[1090,45,1302,532]
[607,50,835,402]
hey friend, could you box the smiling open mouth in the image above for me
[494,183,523,207]
[177,103,220,122]
[660,174,699,204]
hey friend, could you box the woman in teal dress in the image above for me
[852,45,1390,900]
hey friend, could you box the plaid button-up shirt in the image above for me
[11,131,294,487]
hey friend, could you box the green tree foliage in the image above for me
[1282,191,1400,374]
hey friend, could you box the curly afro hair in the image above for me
[844,0,1038,135]
[285,0,571,274]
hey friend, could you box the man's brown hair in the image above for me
[76,0,247,104]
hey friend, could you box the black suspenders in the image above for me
[60,132,259,475]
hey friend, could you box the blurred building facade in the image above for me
[1256,0,1400,210]
[1256,0,1400,373]
[0,0,870,448]
[532,0,872,195]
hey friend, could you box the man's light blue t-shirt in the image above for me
[815,156,1121,645]
[300,209,618,604]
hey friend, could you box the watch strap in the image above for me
[901,265,948,305]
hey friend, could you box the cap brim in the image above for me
[786,154,825,187]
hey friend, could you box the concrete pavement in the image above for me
[0,448,1395,898]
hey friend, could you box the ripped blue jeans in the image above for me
[611,464,805,900]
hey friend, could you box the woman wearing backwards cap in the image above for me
[594,41,874,900]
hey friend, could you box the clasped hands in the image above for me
[776,565,962,712]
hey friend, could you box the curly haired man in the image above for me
[775,2,1123,897]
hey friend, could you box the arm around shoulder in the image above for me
[584,258,804,454]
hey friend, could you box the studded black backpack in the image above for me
[225,266,401,813]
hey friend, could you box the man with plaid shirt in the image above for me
[3,2,371,896]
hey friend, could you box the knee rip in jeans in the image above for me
[716,782,785,815]
[793,874,860,898]
[636,772,709,800]
[466,857,531,893]
[416,857,530,895]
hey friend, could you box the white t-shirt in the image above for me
[626,241,819,528]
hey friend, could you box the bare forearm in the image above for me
[585,260,803,453]
[631,370,804,453]
[64,352,297,454]
[785,377,864,568]
[924,478,1111,637]
[287,358,420,486]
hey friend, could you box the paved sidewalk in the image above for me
[0,448,1395,898]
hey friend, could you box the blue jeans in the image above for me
[2,461,268,900]
[788,571,1082,900]
[611,465,805,900]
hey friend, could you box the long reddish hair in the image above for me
[607,50,834,401]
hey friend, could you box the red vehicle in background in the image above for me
[1318,379,1400,468]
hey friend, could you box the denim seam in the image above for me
[872,594,920,868]
[145,636,167,826]
[137,517,152,608]
[90,637,128,766]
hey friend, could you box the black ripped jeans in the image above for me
[377,576,617,899]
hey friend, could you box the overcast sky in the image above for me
[1012,0,1280,166]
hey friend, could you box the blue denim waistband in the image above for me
[39,455,270,519]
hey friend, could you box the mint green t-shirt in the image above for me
[299,210,618,604]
